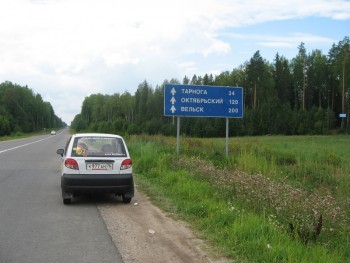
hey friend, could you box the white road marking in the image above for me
[0,136,52,154]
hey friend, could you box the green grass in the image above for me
[127,135,350,262]
[0,130,55,142]
[185,135,350,196]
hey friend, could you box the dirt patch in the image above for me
[98,189,231,263]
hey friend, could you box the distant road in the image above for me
[0,129,123,263]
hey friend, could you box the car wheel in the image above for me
[63,198,71,205]
[122,194,132,204]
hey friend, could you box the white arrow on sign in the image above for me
[170,105,176,113]
[170,97,176,104]
[171,88,176,96]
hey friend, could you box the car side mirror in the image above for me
[56,149,64,157]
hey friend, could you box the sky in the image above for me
[0,0,349,125]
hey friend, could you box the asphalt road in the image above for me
[0,129,123,263]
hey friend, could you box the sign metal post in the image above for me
[177,117,180,155]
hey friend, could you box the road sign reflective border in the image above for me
[164,84,243,118]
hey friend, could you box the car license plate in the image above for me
[86,163,113,170]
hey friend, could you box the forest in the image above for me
[70,37,350,137]
[0,81,65,136]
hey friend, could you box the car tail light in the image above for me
[120,159,132,170]
[65,158,79,170]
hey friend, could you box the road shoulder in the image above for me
[98,189,231,263]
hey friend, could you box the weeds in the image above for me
[176,157,348,245]
[128,135,350,262]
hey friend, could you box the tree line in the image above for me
[70,36,350,137]
[0,81,65,136]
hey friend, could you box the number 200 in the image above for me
[229,108,239,114]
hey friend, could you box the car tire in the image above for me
[122,194,132,204]
[63,198,71,205]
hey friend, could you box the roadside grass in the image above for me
[127,135,350,262]
[0,130,56,142]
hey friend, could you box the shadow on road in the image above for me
[64,193,128,206]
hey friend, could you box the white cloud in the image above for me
[2,0,348,73]
[177,61,198,74]
[0,0,349,124]
[233,33,335,49]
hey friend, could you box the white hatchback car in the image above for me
[56,133,134,205]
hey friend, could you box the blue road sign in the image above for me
[164,84,243,118]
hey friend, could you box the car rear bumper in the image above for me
[61,173,134,196]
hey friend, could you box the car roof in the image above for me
[72,133,123,139]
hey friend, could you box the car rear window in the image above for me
[71,136,127,157]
